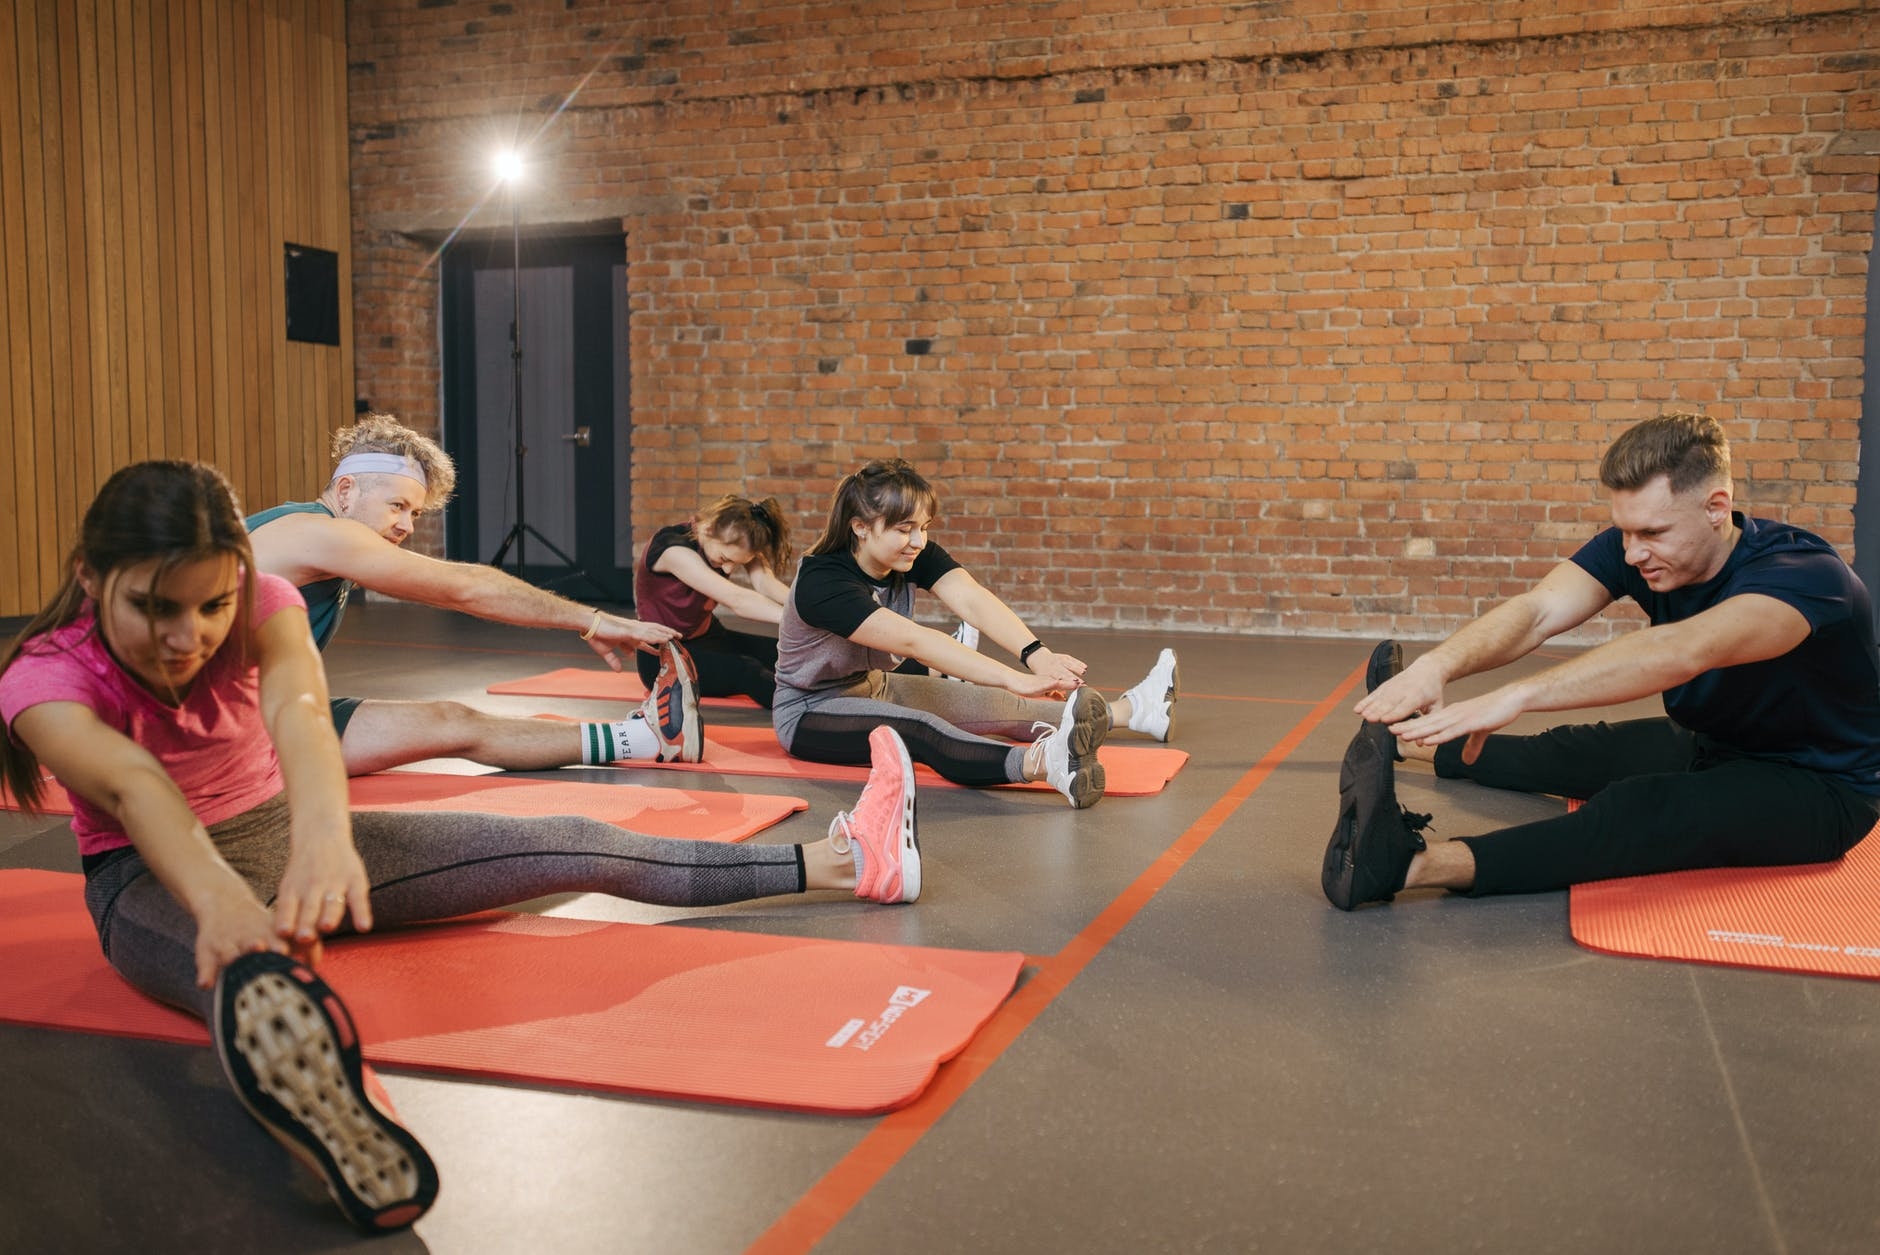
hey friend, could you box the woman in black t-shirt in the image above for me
[634,495,792,707]
[772,460,1179,809]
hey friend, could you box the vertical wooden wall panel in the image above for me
[12,0,55,598]
[0,1,24,607]
[167,0,198,464]
[43,0,80,554]
[127,0,159,466]
[0,0,352,615]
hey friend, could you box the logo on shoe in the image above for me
[824,985,933,1051]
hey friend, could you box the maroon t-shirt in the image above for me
[634,524,716,636]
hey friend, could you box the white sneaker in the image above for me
[1122,648,1178,742]
[942,622,980,682]
[1033,688,1109,809]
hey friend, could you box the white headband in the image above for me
[332,452,428,489]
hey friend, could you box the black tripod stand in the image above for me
[487,183,585,584]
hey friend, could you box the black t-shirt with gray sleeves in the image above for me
[772,542,962,738]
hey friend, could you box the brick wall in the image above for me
[345,0,1880,641]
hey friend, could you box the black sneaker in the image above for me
[1365,640,1402,693]
[1364,640,1406,762]
[1322,718,1434,910]
[213,952,439,1231]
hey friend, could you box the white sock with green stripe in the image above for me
[579,716,660,764]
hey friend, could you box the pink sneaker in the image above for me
[830,726,920,903]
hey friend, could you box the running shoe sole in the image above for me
[654,641,703,762]
[870,725,921,903]
[213,952,438,1231]
[1322,719,1431,910]
[1158,650,1179,742]
[1365,640,1402,694]
[1060,688,1109,809]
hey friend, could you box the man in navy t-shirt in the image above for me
[1326,411,1880,907]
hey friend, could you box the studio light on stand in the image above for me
[486,148,587,588]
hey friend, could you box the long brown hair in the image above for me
[0,461,256,812]
[694,494,793,572]
[807,460,939,558]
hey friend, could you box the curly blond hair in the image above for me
[330,413,457,510]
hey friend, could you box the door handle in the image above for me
[561,426,591,448]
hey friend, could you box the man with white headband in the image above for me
[246,413,701,774]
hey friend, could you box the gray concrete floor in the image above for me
[2,603,1877,1254]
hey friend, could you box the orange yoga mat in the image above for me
[1570,820,1880,980]
[631,724,1188,797]
[488,666,760,709]
[0,869,1024,1114]
[2,772,807,844]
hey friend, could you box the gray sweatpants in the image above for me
[82,794,807,1019]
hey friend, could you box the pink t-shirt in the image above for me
[0,573,304,856]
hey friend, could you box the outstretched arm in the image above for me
[848,607,1064,698]
[11,702,284,988]
[928,569,1086,687]
[745,557,793,607]
[253,606,371,949]
[1390,592,1810,762]
[1356,560,1614,725]
[655,545,785,624]
[254,512,676,668]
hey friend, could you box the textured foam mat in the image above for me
[3,772,806,843]
[488,666,760,708]
[1570,821,1880,979]
[633,724,1188,797]
[0,869,1024,1114]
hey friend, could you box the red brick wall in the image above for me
[345,1,1880,640]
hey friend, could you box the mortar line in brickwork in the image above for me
[743,663,1366,1255]
[538,14,1793,119]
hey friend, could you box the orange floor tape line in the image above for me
[3,772,807,843]
[1570,820,1880,980]
[0,869,1024,1114]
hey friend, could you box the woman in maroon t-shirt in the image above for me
[634,495,793,707]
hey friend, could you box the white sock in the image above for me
[578,716,660,764]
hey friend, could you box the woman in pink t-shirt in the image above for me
[0,461,921,1232]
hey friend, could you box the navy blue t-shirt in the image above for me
[1570,513,1880,794]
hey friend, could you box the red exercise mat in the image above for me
[1570,820,1880,980]
[487,666,759,709]
[3,773,807,844]
[0,869,1023,1115]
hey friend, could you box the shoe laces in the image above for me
[1400,807,1434,850]
[827,811,856,853]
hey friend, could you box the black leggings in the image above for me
[1436,718,1880,895]
[638,618,778,707]
[781,673,1052,787]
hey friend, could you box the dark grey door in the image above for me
[441,233,631,602]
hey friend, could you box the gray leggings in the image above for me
[780,672,1063,787]
[82,795,807,1020]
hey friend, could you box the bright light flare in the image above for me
[493,150,525,184]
